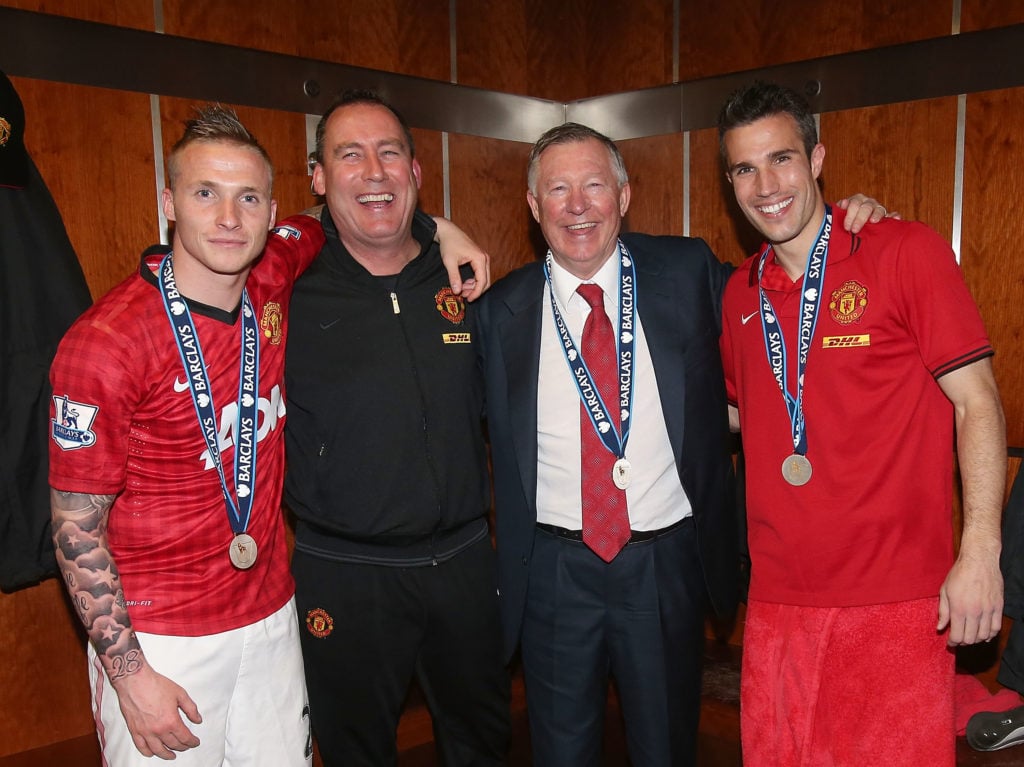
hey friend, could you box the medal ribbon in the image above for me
[158,254,259,536]
[756,206,832,457]
[544,240,636,460]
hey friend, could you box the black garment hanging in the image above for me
[0,70,92,591]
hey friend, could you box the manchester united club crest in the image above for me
[829,280,868,325]
[260,301,283,345]
[435,287,466,325]
[305,607,334,639]
[0,116,11,147]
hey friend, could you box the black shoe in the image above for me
[967,704,1024,751]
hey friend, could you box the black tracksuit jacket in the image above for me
[284,210,490,566]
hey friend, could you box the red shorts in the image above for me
[741,597,954,767]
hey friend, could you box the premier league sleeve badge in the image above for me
[51,394,99,450]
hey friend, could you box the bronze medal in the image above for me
[229,533,258,570]
[612,458,632,490]
[781,454,812,486]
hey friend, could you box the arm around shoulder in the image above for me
[431,215,491,301]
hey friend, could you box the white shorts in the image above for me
[88,598,311,767]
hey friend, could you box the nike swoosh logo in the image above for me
[741,311,758,325]
[173,377,190,393]
[319,318,342,330]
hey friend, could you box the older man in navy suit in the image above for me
[477,123,738,767]
[477,121,887,766]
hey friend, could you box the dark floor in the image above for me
[388,641,1024,766]
[397,641,1024,766]
[2,643,1022,765]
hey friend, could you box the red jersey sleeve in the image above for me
[49,289,154,495]
[269,213,326,282]
[887,221,993,377]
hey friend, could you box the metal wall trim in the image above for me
[0,7,562,144]
[682,131,690,237]
[442,131,452,220]
[149,93,167,243]
[2,7,1023,144]
[672,0,680,85]
[570,22,1024,140]
[952,94,967,263]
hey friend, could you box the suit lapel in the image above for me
[635,255,686,465]
[497,269,545,516]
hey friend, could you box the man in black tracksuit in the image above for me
[284,90,509,766]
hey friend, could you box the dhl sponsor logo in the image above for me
[821,334,870,348]
[443,332,472,344]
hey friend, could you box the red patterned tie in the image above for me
[576,283,630,562]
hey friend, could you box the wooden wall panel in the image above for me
[961,88,1024,448]
[678,0,952,81]
[581,0,674,97]
[619,133,685,237]
[14,77,159,299]
[522,0,587,101]
[962,1,1024,31]
[448,134,534,282]
[523,0,591,102]
[0,581,93,756]
[456,2,530,94]
[457,0,679,313]
[410,127,445,218]
[689,126,758,266]
[0,0,152,28]
[461,0,672,101]
[819,97,958,240]
[162,0,449,80]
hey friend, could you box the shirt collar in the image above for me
[753,207,855,291]
[547,242,622,310]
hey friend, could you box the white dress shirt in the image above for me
[536,246,692,531]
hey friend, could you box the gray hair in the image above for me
[527,122,628,195]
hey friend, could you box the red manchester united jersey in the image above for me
[721,209,993,608]
[49,215,323,636]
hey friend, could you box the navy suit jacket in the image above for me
[478,233,739,661]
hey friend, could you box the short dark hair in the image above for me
[527,122,628,195]
[313,89,416,165]
[167,104,273,188]
[717,81,818,167]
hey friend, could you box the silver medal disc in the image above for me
[612,458,632,490]
[781,454,812,486]
[229,533,258,570]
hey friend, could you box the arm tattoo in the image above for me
[50,489,147,683]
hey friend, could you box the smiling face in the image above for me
[723,112,826,268]
[527,137,630,280]
[161,139,277,307]
[312,102,422,263]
